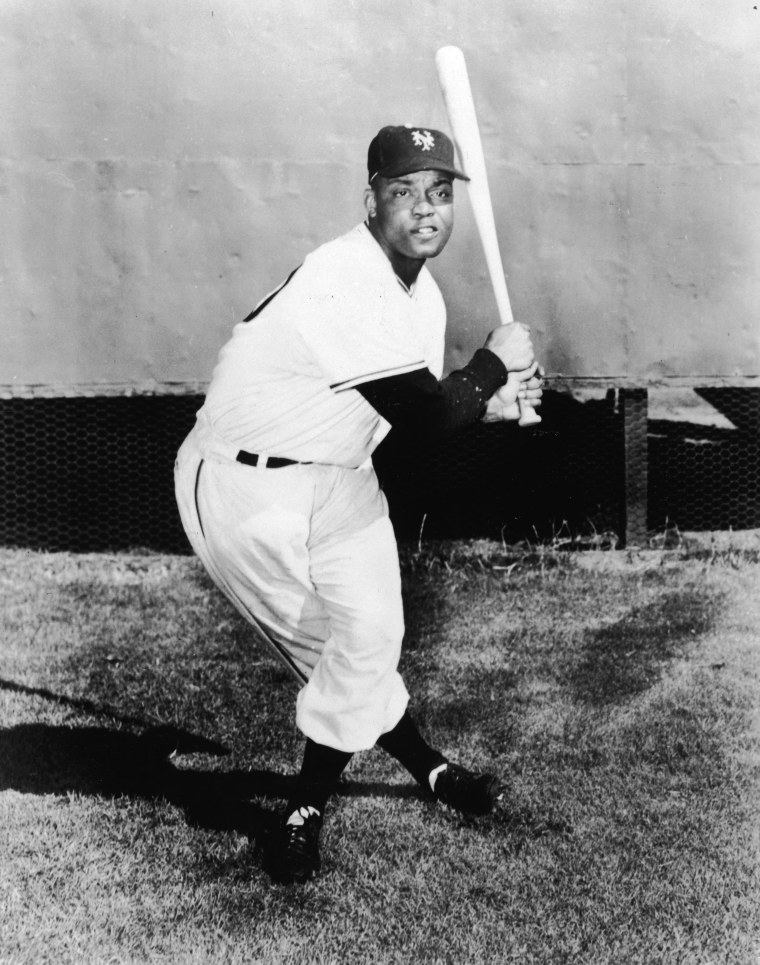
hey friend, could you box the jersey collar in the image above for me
[360,221,419,297]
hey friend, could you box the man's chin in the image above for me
[407,236,449,259]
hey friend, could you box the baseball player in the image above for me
[175,125,542,885]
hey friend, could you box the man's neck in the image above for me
[366,221,425,289]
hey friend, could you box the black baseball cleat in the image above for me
[267,806,322,885]
[432,763,505,816]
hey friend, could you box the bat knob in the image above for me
[518,400,542,427]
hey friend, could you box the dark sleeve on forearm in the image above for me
[356,348,507,439]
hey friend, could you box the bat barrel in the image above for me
[435,45,541,426]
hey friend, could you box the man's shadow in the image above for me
[0,678,421,859]
[1,678,571,858]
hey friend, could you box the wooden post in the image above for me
[620,388,649,546]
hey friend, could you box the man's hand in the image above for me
[484,322,535,373]
[482,364,544,423]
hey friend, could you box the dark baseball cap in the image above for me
[367,125,469,183]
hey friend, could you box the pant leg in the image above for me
[295,469,409,751]
[175,429,408,752]
[175,430,327,680]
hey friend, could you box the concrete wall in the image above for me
[1,0,758,394]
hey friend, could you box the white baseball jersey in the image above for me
[201,222,447,468]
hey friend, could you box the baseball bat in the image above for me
[435,45,541,426]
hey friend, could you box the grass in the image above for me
[1,538,760,964]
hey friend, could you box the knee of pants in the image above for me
[339,599,405,664]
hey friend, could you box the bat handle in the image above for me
[489,273,542,428]
[517,395,542,427]
[503,371,542,427]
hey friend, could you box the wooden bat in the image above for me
[435,45,541,426]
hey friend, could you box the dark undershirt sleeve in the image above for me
[355,348,508,441]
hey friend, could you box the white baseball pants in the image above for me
[174,418,409,752]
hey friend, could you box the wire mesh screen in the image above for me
[0,396,199,553]
[0,388,757,553]
[648,388,760,534]
[375,390,624,544]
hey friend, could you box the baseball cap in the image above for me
[367,125,469,183]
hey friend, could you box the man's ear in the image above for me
[363,186,377,219]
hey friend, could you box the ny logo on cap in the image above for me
[411,130,435,152]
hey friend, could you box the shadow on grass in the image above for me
[568,589,718,705]
[0,680,565,858]
[0,717,272,837]
[0,674,435,847]
[0,719,554,813]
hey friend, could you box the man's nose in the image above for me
[412,196,434,215]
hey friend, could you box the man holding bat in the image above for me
[175,124,542,885]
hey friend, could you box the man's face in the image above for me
[365,169,455,265]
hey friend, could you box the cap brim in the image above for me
[372,156,470,182]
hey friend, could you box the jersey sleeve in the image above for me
[300,290,429,391]
[357,348,508,440]
[290,256,431,391]
[417,267,447,379]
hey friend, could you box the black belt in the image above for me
[236,450,307,469]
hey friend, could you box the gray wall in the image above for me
[1,0,758,394]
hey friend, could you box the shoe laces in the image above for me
[283,807,321,854]
[286,805,320,828]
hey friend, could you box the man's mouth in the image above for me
[412,226,438,236]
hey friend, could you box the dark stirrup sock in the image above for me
[286,738,354,818]
[376,711,447,790]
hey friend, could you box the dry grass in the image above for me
[1,538,760,964]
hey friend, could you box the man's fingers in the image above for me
[517,363,544,405]
[511,361,539,383]
[484,322,535,371]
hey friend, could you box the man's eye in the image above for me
[392,190,408,198]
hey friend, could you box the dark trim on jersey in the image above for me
[243,265,302,322]
[330,361,427,392]
[356,348,508,440]
[194,459,206,538]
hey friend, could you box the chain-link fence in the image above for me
[1,388,758,552]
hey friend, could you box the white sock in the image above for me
[285,805,321,826]
[428,763,448,793]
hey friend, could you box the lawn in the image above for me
[1,537,760,964]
